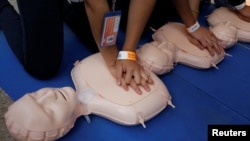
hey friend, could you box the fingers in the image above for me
[140,69,153,84]
[206,45,215,56]
[115,64,123,86]
[211,40,224,54]
[123,66,142,85]
[235,9,250,22]
[196,33,224,56]
[189,27,225,56]
[237,13,250,22]
[131,69,141,85]
[120,68,153,95]
[125,76,152,95]
[120,76,129,91]
[124,68,133,84]
[205,42,224,57]
[187,35,204,50]
[139,69,152,92]
[129,80,142,95]
[205,34,225,56]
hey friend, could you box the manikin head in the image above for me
[4,87,83,141]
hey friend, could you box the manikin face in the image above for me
[5,87,78,131]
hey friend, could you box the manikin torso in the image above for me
[71,53,174,127]
[207,7,250,43]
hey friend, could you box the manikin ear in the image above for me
[71,53,175,128]
[137,41,176,75]
[151,22,225,70]
[207,7,250,43]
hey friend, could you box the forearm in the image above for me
[122,0,156,51]
[84,0,117,67]
[189,0,200,19]
[172,0,196,27]
[189,0,200,11]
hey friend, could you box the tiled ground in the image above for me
[0,88,15,141]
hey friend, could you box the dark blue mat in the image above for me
[172,44,250,120]
[59,74,249,141]
[1,3,250,141]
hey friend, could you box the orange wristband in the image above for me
[117,51,137,61]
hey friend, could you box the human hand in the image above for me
[235,5,250,22]
[187,26,224,56]
[109,59,153,95]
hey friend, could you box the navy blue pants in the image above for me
[0,0,97,79]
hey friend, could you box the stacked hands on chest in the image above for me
[137,7,250,75]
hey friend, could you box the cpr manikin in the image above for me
[207,7,250,43]
[71,53,174,127]
[5,53,174,141]
[137,21,238,75]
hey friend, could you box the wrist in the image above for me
[186,21,200,33]
[117,51,137,61]
[100,44,118,67]
[235,2,246,10]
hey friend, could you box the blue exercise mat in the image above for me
[59,73,249,141]
[172,44,250,120]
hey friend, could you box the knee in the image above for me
[23,56,63,80]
